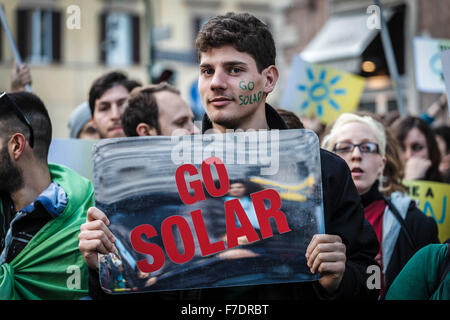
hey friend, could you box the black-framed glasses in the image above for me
[333,142,379,155]
[0,92,34,148]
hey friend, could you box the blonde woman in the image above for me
[322,113,439,299]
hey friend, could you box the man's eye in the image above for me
[201,68,213,75]
[230,67,241,74]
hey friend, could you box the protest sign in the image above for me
[92,130,325,293]
[280,55,366,125]
[403,180,450,243]
[440,49,450,114]
[413,37,450,93]
[48,138,96,181]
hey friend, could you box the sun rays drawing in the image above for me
[297,67,347,118]
[281,56,366,125]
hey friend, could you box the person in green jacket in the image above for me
[0,91,94,300]
[386,243,449,300]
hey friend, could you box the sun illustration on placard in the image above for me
[297,67,347,118]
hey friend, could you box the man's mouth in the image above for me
[109,125,123,132]
[208,96,234,107]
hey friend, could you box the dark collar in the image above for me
[361,181,384,208]
[201,103,288,133]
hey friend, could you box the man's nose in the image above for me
[210,69,227,90]
[110,104,121,119]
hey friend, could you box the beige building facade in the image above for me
[1,0,149,138]
[0,0,285,138]
[1,0,448,138]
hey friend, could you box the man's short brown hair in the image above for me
[195,12,276,73]
[121,82,180,137]
[276,108,304,129]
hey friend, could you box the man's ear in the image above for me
[136,123,158,136]
[9,133,28,160]
[262,65,279,95]
[90,116,98,130]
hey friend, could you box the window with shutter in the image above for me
[99,11,140,66]
[16,7,61,64]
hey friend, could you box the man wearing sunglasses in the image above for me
[0,91,94,299]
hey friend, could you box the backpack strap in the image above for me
[384,197,417,251]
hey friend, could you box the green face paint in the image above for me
[239,91,262,106]
[239,80,255,91]
[238,80,261,106]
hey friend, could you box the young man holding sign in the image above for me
[79,12,379,300]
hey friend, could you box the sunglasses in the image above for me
[0,92,34,148]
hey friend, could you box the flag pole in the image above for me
[0,5,31,92]
[374,0,406,116]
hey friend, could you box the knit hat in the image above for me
[68,102,92,138]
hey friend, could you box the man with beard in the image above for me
[0,91,94,299]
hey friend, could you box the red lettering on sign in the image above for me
[130,157,292,274]
[161,215,195,264]
[201,157,230,197]
[251,189,292,239]
[225,198,260,248]
[175,164,205,205]
[130,224,165,273]
[191,209,226,256]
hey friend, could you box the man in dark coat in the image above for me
[79,12,380,300]
[194,12,379,299]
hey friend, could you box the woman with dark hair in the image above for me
[391,116,443,182]
[434,125,450,183]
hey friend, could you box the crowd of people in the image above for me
[0,12,449,301]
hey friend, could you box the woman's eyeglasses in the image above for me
[0,92,34,148]
[333,142,379,155]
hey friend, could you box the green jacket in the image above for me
[0,163,94,300]
[386,244,449,300]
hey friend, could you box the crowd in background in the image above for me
[1,11,449,301]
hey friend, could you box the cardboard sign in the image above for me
[413,37,450,93]
[280,55,366,125]
[404,180,450,243]
[92,130,325,293]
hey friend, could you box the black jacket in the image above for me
[199,104,380,300]
[386,205,439,294]
[361,182,439,299]
[0,192,53,263]
[88,104,380,300]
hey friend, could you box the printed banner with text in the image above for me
[92,130,325,293]
[404,180,449,243]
